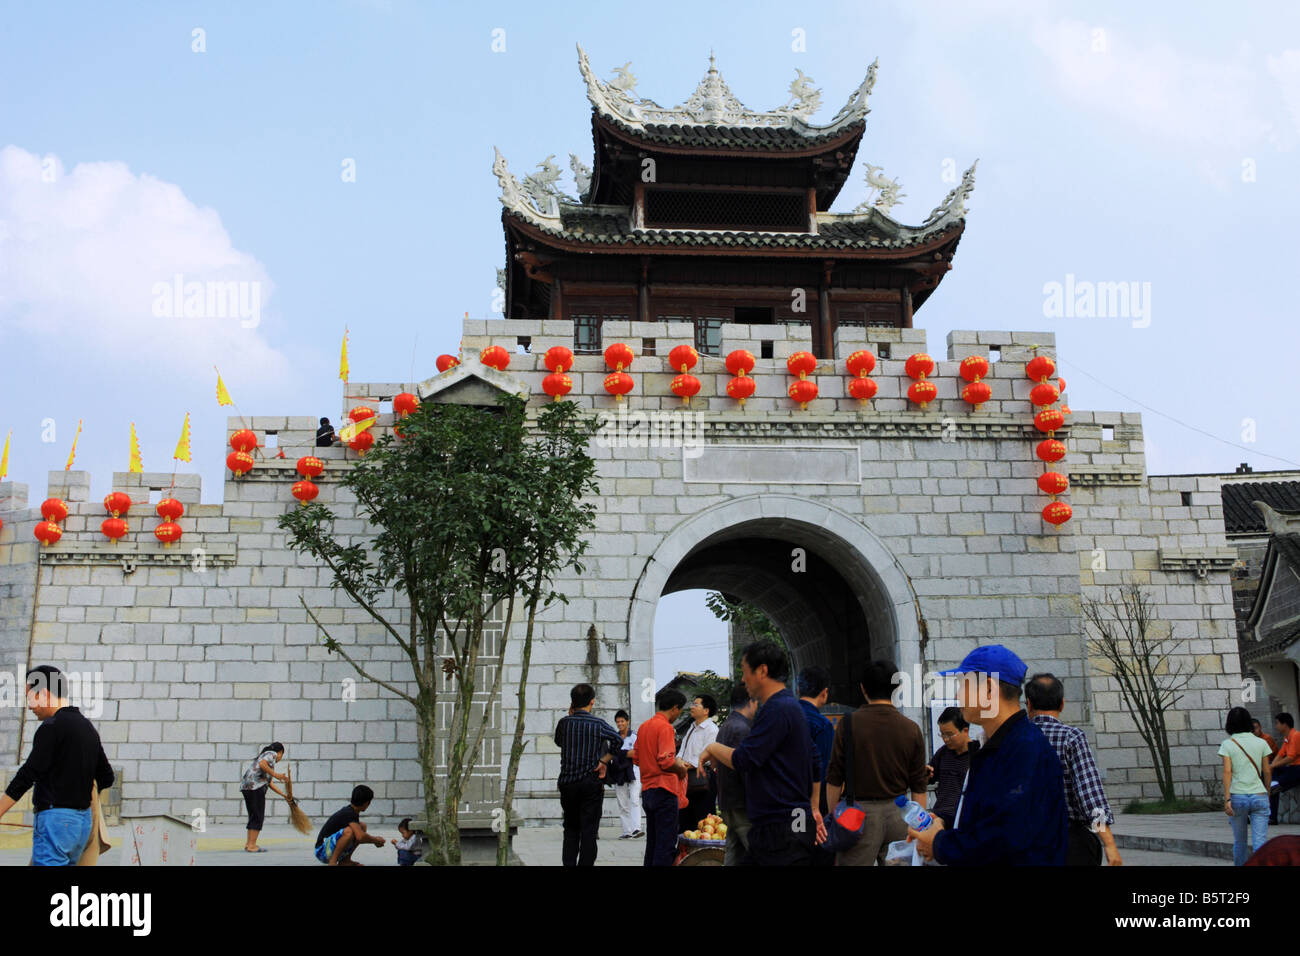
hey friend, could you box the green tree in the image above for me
[279,394,596,865]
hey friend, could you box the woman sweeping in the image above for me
[240,742,288,853]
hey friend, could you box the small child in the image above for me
[314,784,386,866]
[390,817,423,866]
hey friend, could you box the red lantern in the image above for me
[788,379,819,409]
[296,456,324,478]
[154,521,183,544]
[1057,377,1067,393]
[544,346,574,372]
[226,451,255,475]
[34,521,63,545]
[962,381,992,407]
[542,372,573,401]
[671,374,701,405]
[41,498,69,523]
[603,371,634,401]
[1034,408,1066,434]
[292,480,319,504]
[1038,472,1070,495]
[1036,439,1067,463]
[101,517,128,541]
[156,498,185,522]
[848,376,878,404]
[604,342,635,372]
[727,376,756,405]
[1026,355,1056,383]
[480,345,511,371]
[846,350,876,378]
[787,351,817,380]
[436,354,460,373]
[905,353,935,379]
[349,431,375,454]
[960,355,989,383]
[230,429,258,453]
[726,350,756,376]
[1030,383,1060,407]
[908,380,938,408]
[104,492,132,517]
[393,392,419,417]
[669,344,699,373]
[1042,501,1073,526]
[349,406,376,423]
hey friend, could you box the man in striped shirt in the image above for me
[554,683,624,866]
[1026,673,1123,866]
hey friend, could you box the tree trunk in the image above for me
[498,581,542,865]
[416,696,456,866]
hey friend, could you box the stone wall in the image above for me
[0,318,1244,826]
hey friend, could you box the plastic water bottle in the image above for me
[895,795,933,831]
[895,796,932,866]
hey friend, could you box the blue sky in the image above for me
[3,1,1299,684]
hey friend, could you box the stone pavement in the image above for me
[2,812,1293,866]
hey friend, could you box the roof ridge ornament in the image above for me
[576,42,870,133]
[854,163,905,216]
[921,159,978,226]
[492,147,562,225]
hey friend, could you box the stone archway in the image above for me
[626,495,922,718]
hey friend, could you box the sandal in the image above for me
[244,846,267,853]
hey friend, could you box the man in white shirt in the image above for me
[678,694,719,832]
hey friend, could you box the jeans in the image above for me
[32,808,93,867]
[1229,793,1270,866]
[558,775,605,866]
[642,787,680,866]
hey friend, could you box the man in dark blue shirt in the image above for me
[554,683,624,866]
[909,645,1067,866]
[699,642,824,865]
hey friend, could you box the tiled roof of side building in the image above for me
[1221,481,1300,534]
[601,114,866,151]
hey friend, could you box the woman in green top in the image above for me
[1218,707,1272,866]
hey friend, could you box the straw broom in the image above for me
[284,768,312,835]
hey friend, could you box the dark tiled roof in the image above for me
[604,115,865,152]
[524,205,961,252]
[1242,619,1300,663]
[1222,481,1300,534]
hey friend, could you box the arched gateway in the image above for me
[625,495,922,713]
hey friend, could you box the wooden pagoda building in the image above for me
[494,45,976,360]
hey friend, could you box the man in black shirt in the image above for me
[0,666,115,866]
[316,417,340,447]
[926,706,979,829]
[315,784,385,865]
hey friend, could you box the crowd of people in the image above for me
[552,640,1300,867]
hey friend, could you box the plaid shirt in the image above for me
[1032,714,1114,827]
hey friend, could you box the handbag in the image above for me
[820,712,868,853]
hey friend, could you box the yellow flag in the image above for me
[128,423,143,473]
[215,367,234,407]
[65,419,83,471]
[337,416,376,443]
[173,413,192,463]
[0,431,10,481]
[339,328,350,383]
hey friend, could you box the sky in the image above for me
[2,1,1299,686]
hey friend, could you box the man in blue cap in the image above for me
[908,645,1067,866]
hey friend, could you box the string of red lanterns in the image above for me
[34,497,67,545]
[787,351,818,410]
[1027,353,1071,526]
[959,355,992,409]
[725,350,756,406]
[846,350,878,406]
[603,342,636,402]
[669,344,701,407]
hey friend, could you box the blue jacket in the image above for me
[932,711,1067,866]
[731,688,815,827]
[798,699,834,785]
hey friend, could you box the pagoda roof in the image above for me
[492,147,977,256]
[577,44,876,149]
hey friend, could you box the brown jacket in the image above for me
[825,703,928,800]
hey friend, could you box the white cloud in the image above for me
[0,145,289,380]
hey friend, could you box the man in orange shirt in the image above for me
[1269,713,1300,825]
[634,689,689,866]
